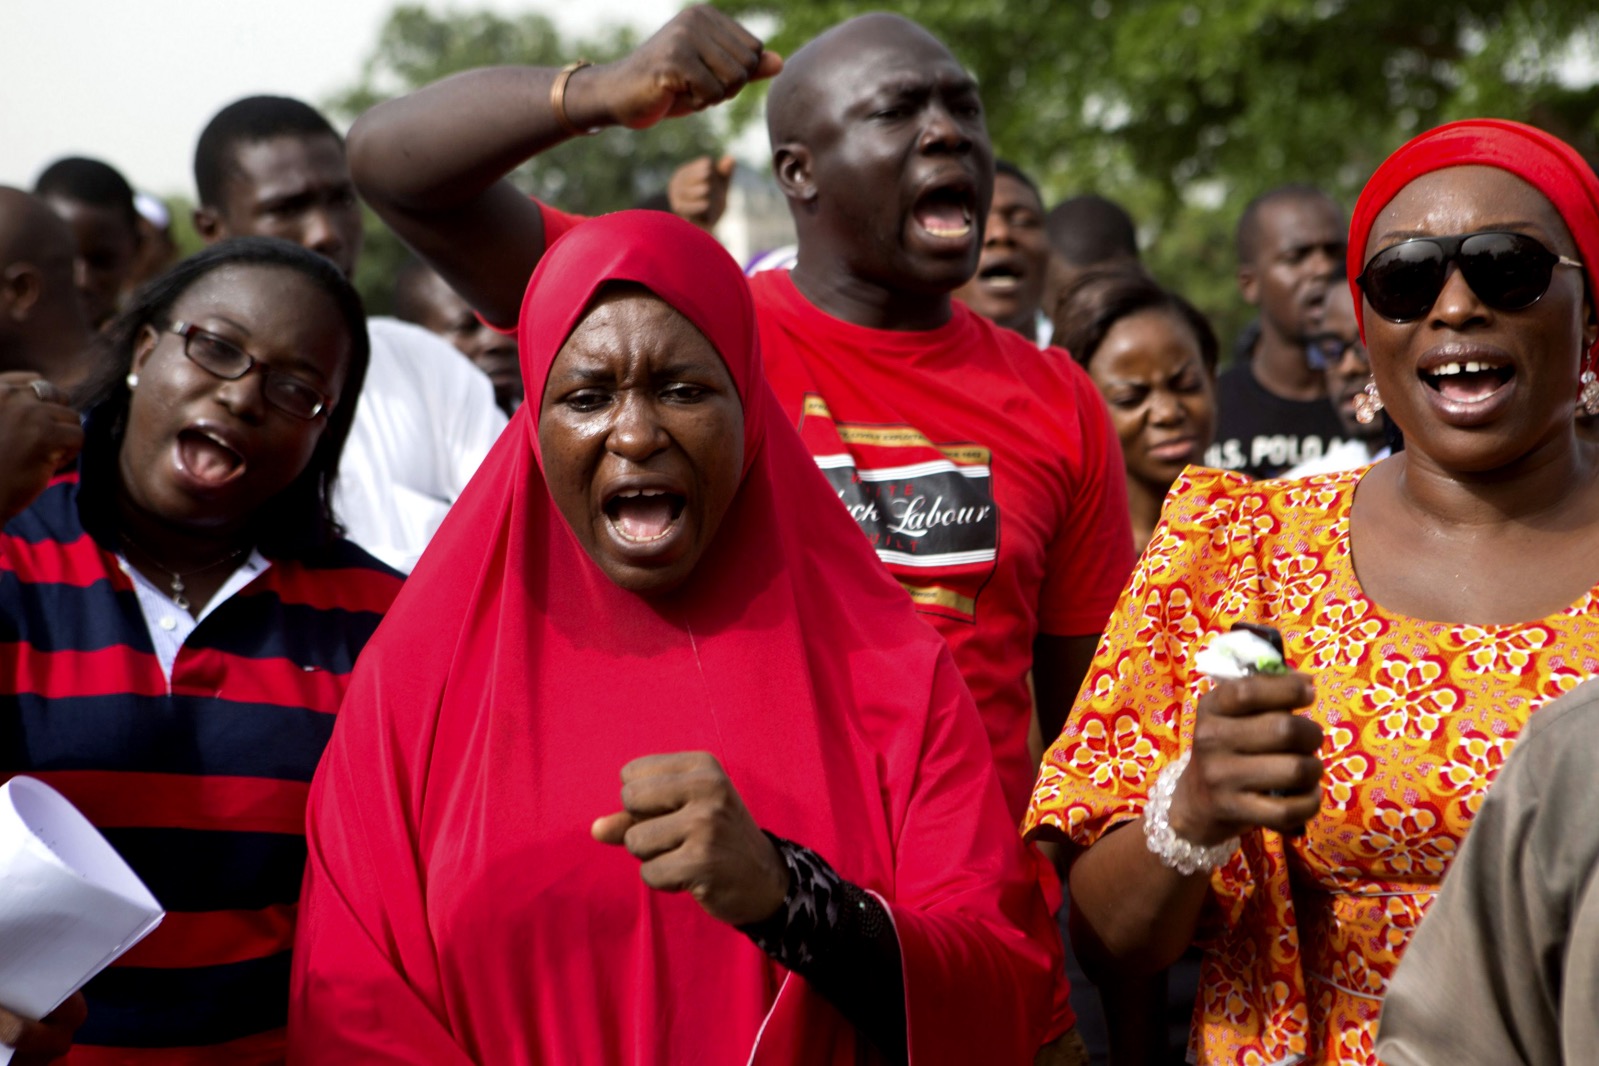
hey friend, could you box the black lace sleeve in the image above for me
[738,833,908,1065]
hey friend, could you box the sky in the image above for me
[2,0,681,198]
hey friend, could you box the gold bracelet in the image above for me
[550,59,597,137]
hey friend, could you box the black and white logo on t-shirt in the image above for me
[800,395,997,622]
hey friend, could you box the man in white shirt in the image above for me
[192,96,507,571]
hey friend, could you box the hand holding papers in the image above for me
[0,777,163,1063]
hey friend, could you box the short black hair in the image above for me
[1045,194,1139,267]
[194,96,342,208]
[1053,268,1218,374]
[78,237,370,559]
[994,159,1042,205]
[1235,184,1341,265]
[32,156,140,234]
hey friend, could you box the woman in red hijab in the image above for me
[288,211,1060,1064]
[1026,118,1599,1065]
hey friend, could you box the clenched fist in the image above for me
[1172,671,1325,844]
[571,6,783,131]
[593,751,790,927]
[668,155,737,231]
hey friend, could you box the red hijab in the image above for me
[1347,117,1599,372]
[289,212,1058,1064]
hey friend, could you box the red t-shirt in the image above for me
[750,271,1134,820]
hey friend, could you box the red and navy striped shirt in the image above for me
[0,472,402,1064]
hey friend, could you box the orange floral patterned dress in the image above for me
[1025,466,1599,1066]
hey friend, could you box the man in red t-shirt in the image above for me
[347,7,1134,828]
[752,269,1130,822]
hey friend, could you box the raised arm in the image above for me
[347,5,780,327]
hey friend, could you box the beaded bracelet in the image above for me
[1143,750,1240,875]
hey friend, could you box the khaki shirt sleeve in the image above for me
[1377,682,1599,1066]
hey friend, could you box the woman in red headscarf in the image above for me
[287,211,1060,1065]
[1025,118,1599,1065]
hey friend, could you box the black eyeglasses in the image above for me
[1355,231,1584,324]
[168,322,330,420]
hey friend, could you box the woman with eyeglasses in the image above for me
[0,237,402,1064]
[1024,118,1599,1065]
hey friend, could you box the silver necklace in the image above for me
[119,534,250,611]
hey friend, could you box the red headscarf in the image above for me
[289,212,1058,1064]
[1347,117,1599,371]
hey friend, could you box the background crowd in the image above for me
[2,3,1598,1066]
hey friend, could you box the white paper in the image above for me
[1194,629,1285,680]
[0,777,164,1062]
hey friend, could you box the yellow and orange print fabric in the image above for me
[1025,466,1599,1065]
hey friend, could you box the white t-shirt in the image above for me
[334,317,508,572]
[1282,437,1387,479]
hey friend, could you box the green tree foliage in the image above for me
[164,196,205,262]
[720,0,1599,349]
[327,5,722,313]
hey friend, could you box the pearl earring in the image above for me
[125,373,139,390]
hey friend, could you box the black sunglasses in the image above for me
[1355,231,1584,323]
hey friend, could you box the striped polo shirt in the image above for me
[0,472,402,1064]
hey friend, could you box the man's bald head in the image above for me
[0,187,79,289]
[769,14,949,143]
[768,13,961,149]
[765,13,992,325]
[0,187,82,328]
[0,187,96,384]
